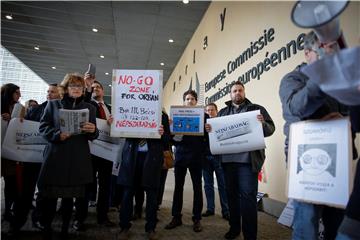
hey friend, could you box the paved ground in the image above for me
[1,169,292,239]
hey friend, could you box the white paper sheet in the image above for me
[287,118,352,208]
[207,110,265,155]
[89,118,125,164]
[2,118,46,163]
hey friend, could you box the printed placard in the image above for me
[170,106,204,136]
[207,110,265,154]
[2,118,46,163]
[89,118,124,163]
[287,118,353,208]
[111,69,163,139]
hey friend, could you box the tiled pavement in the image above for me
[1,169,292,239]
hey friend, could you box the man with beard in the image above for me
[206,81,275,240]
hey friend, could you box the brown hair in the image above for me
[182,89,198,101]
[60,73,85,93]
[206,102,218,111]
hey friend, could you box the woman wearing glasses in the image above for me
[38,73,98,237]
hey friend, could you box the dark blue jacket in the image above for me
[117,112,170,189]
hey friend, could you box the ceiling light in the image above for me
[105,72,109,75]
[34,46,40,50]
[92,28,98,32]
[100,55,105,59]
[168,39,174,43]
[108,84,112,87]
[5,15,13,20]
[183,0,189,4]
[160,62,165,66]
[51,66,56,69]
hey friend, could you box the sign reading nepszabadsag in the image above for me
[111,70,163,139]
[207,110,265,155]
[287,118,352,208]
[2,118,47,163]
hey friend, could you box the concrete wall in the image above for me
[163,1,360,205]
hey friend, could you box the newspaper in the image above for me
[59,109,89,134]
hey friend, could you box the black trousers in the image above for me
[157,169,168,206]
[75,156,113,223]
[42,197,73,231]
[171,165,203,221]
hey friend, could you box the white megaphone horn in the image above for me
[291,0,349,49]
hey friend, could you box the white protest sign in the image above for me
[1,119,8,145]
[207,110,265,155]
[287,118,353,208]
[89,118,125,163]
[170,106,204,136]
[2,118,46,163]
[111,69,163,139]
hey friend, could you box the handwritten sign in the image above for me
[111,70,163,139]
[287,118,352,208]
[170,106,204,136]
[2,118,46,163]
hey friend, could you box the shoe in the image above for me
[193,220,202,232]
[72,220,85,231]
[222,214,230,221]
[118,228,130,240]
[147,230,158,240]
[88,201,97,207]
[33,221,45,231]
[164,218,182,229]
[131,212,142,221]
[201,210,214,217]
[98,218,116,227]
[224,230,240,239]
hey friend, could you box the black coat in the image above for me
[117,112,170,189]
[37,94,99,190]
[25,101,48,122]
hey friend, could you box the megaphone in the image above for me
[291,0,349,49]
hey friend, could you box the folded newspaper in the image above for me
[59,109,89,134]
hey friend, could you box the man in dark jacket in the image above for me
[279,31,348,240]
[24,83,61,231]
[206,81,275,240]
[117,113,170,240]
[165,90,208,233]
[73,80,115,230]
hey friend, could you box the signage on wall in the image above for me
[205,28,306,104]
[172,7,306,105]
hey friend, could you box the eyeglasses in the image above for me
[68,84,84,89]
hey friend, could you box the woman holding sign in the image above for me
[1,83,24,235]
[38,73,98,237]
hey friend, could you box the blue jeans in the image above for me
[222,163,258,240]
[292,200,344,240]
[203,155,229,216]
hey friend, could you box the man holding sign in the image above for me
[206,81,275,240]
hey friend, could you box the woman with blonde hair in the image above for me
[38,73,98,237]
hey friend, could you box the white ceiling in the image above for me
[1,1,209,96]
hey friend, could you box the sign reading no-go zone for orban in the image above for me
[111,69,163,139]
